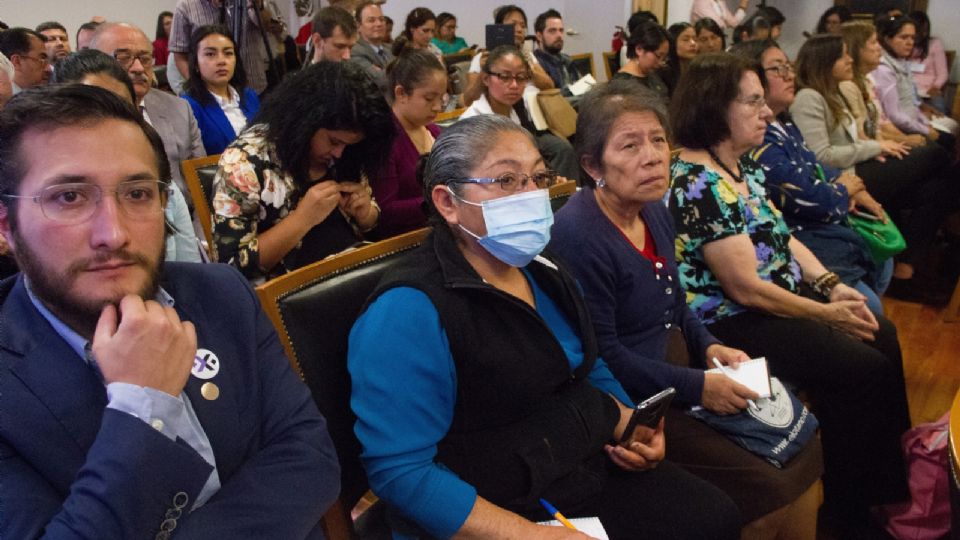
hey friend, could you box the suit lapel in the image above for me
[0,278,106,456]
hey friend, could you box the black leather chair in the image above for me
[569,52,595,80]
[181,154,222,257]
[256,228,430,540]
[603,51,620,80]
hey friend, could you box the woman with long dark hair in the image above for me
[153,11,172,65]
[211,61,395,282]
[390,7,443,64]
[694,17,725,54]
[908,11,949,113]
[662,22,698,96]
[791,34,960,302]
[182,25,259,155]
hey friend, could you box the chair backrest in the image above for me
[181,154,222,256]
[569,52,595,79]
[436,106,467,126]
[443,51,475,66]
[256,228,430,539]
[549,179,578,213]
[603,51,620,80]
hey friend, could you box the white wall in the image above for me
[0,0,178,46]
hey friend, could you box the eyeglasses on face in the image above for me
[486,70,531,85]
[763,63,795,79]
[450,170,558,193]
[736,95,768,112]
[113,49,155,68]
[1,180,170,224]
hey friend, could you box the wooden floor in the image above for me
[883,295,960,427]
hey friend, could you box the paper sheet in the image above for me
[706,357,772,398]
[568,74,597,96]
[538,517,609,539]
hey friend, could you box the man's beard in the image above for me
[12,228,164,338]
[545,42,563,55]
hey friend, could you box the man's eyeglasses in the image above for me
[450,171,558,193]
[113,49,155,69]
[18,54,49,65]
[763,63,795,79]
[486,71,531,85]
[736,95,768,113]
[1,180,170,224]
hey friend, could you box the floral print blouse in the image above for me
[211,124,361,283]
[669,156,802,324]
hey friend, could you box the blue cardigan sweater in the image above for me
[550,189,719,406]
[184,87,260,155]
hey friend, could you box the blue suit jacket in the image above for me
[0,263,339,539]
[185,88,260,156]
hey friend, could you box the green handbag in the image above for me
[846,211,906,262]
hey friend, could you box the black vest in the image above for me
[366,226,620,517]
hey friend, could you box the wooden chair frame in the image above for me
[602,51,619,80]
[569,52,596,80]
[255,228,430,540]
[181,154,222,257]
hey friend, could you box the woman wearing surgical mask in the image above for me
[348,113,742,540]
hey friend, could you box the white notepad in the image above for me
[538,517,609,539]
[705,357,772,398]
[568,74,597,96]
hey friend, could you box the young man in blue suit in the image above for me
[0,84,340,538]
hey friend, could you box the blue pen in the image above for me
[540,498,578,531]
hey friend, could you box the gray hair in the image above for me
[421,114,535,215]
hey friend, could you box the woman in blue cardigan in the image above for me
[182,25,259,155]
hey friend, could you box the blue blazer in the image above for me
[0,263,339,539]
[185,87,260,155]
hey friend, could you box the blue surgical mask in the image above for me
[448,187,554,267]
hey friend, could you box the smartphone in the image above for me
[485,24,515,50]
[619,387,676,444]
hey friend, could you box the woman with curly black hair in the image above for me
[211,60,395,283]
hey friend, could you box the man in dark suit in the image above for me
[0,84,339,538]
[349,1,392,89]
[91,22,205,210]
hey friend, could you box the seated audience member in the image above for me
[36,21,72,63]
[669,53,910,536]
[309,6,358,64]
[662,22,698,96]
[755,6,785,40]
[732,15,770,45]
[76,21,101,50]
[0,28,52,94]
[91,22,206,217]
[908,11,949,114]
[183,25,260,155]
[816,5,852,35]
[384,16,394,44]
[550,81,823,537]
[613,20,670,104]
[461,46,579,181]
[349,113,742,540]
[533,9,582,94]
[53,49,202,263]
[0,84,339,539]
[730,40,891,315]
[154,11,173,66]
[691,0,750,30]
[373,50,445,238]
[212,61,394,283]
[840,21,928,148]
[463,5,553,107]
[873,15,958,141]
[350,2,394,88]
[169,0,269,94]
[390,7,443,65]
[432,12,470,55]
[694,17,726,54]
[790,35,960,303]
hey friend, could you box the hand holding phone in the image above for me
[619,387,675,444]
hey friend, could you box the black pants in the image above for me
[855,142,960,266]
[707,310,910,524]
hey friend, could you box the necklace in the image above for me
[707,147,744,184]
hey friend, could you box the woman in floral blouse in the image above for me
[211,61,395,282]
[669,53,910,537]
